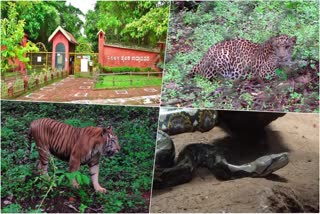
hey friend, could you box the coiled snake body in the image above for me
[154,109,288,189]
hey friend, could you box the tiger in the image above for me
[27,118,120,193]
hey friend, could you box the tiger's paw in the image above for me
[95,187,107,193]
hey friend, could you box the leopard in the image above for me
[188,34,297,80]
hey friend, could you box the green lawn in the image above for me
[95,75,162,89]
[74,72,94,78]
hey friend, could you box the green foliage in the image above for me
[28,73,37,89]
[1,101,158,212]
[162,1,319,111]
[239,93,254,108]
[75,39,94,53]
[1,1,84,48]
[102,66,141,73]
[290,92,302,100]
[13,79,24,94]
[167,0,318,79]
[0,2,38,73]
[58,171,91,187]
[2,203,22,213]
[79,204,88,213]
[74,72,94,79]
[124,5,169,40]
[63,118,96,128]
[1,80,9,98]
[84,1,169,51]
[101,66,156,74]
[275,68,288,80]
[38,72,45,85]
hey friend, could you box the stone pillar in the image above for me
[157,41,166,54]
[98,30,105,66]
[19,33,28,75]
[156,41,166,76]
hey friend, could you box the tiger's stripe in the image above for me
[28,118,120,193]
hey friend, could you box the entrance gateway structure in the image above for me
[48,26,78,73]
[5,26,165,75]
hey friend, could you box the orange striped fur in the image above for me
[28,118,120,193]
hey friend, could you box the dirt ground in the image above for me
[150,113,319,213]
[14,76,161,106]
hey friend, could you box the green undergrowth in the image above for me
[3,69,48,79]
[1,101,158,213]
[162,1,319,112]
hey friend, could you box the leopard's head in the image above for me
[270,35,297,65]
[102,126,120,157]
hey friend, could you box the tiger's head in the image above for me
[102,126,120,157]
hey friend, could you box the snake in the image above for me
[154,108,288,189]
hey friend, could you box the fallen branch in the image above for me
[87,206,104,212]
[64,202,79,212]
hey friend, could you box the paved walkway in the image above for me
[17,76,161,106]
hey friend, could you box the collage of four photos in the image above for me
[1,0,319,213]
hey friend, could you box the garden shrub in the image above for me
[101,66,158,74]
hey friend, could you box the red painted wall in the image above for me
[51,31,70,72]
[98,31,163,71]
[102,45,160,69]
[2,34,28,75]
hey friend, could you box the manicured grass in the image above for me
[95,74,162,89]
[74,72,94,78]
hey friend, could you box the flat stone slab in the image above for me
[74,92,88,97]
[52,82,65,86]
[114,90,128,95]
[83,82,94,84]
[144,88,158,92]
[16,77,161,106]
[40,87,55,91]
[25,93,44,99]
[70,95,160,105]
[79,86,91,89]
[143,98,153,104]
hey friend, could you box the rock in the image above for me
[258,185,318,213]
[155,130,175,168]
[3,200,12,205]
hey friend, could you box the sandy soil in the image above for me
[150,113,319,213]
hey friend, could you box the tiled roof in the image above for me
[48,26,78,45]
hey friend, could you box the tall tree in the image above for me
[1,1,83,50]
[84,9,99,52]
[84,1,169,51]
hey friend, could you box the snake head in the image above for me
[253,152,289,177]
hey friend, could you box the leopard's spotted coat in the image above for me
[188,35,297,80]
